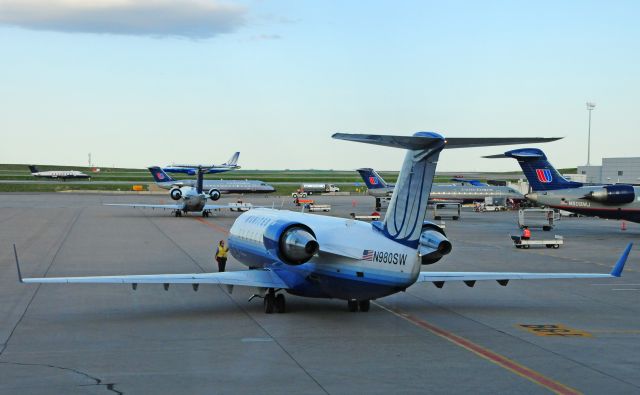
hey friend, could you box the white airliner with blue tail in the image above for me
[14,133,632,313]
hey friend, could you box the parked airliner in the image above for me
[14,133,631,314]
[488,148,640,223]
[357,168,523,203]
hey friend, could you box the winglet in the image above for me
[13,244,23,283]
[610,243,633,277]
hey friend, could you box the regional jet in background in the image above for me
[487,148,640,223]
[28,165,90,181]
[148,167,275,200]
[357,168,523,204]
[106,166,245,217]
[15,132,630,314]
[163,152,241,175]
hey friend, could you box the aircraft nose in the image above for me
[525,193,538,201]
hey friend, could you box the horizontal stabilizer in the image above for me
[445,137,561,149]
[333,133,562,150]
[332,132,444,150]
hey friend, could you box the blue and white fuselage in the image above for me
[229,208,420,300]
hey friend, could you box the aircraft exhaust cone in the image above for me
[280,228,319,265]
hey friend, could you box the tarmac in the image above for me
[0,193,638,394]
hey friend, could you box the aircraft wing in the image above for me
[104,203,184,210]
[418,243,632,286]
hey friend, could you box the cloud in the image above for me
[0,0,247,39]
[253,34,281,40]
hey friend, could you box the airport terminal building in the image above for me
[577,157,640,184]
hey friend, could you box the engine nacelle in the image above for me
[587,185,635,204]
[418,229,452,265]
[208,189,221,201]
[263,221,319,265]
[169,187,182,201]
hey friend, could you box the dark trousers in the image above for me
[216,257,227,272]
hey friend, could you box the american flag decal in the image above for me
[362,249,374,261]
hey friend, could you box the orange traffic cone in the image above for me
[621,221,627,231]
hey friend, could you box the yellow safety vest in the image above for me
[216,245,229,258]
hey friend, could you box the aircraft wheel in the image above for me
[434,216,441,220]
[358,300,370,312]
[453,216,459,220]
[515,245,522,249]
[523,245,530,249]
[543,226,551,231]
[347,300,358,312]
[553,244,560,249]
[264,294,275,314]
[546,244,552,248]
[275,294,286,313]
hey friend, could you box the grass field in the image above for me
[0,163,541,194]
[0,183,149,193]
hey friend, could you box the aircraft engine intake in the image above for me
[263,221,319,265]
[169,187,182,201]
[586,185,635,204]
[419,229,452,265]
[208,189,221,201]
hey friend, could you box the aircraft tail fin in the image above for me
[28,165,39,174]
[148,166,176,183]
[356,168,389,189]
[335,132,445,248]
[487,148,582,191]
[224,152,240,167]
[334,133,560,249]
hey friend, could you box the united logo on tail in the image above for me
[536,169,552,183]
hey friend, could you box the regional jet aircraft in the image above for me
[106,166,242,217]
[487,148,640,223]
[14,133,631,314]
[28,165,90,180]
[163,152,241,175]
[357,168,523,203]
[149,167,274,200]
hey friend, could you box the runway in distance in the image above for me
[149,166,275,200]
[106,166,249,217]
[14,132,631,314]
[488,148,640,223]
[163,152,241,176]
[356,168,523,203]
[28,165,90,180]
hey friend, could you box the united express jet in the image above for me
[14,134,631,313]
[487,148,640,223]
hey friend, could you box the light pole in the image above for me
[586,102,596,165]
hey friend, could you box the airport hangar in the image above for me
[578,157,640,184]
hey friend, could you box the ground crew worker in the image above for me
[215,240,229,272]
[521,226,531,240]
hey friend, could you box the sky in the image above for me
[1,0,639,171]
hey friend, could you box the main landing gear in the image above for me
[258,289,286,314]
[173,210,182,217]
[202,210,212,217]
[347,299,370,312]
